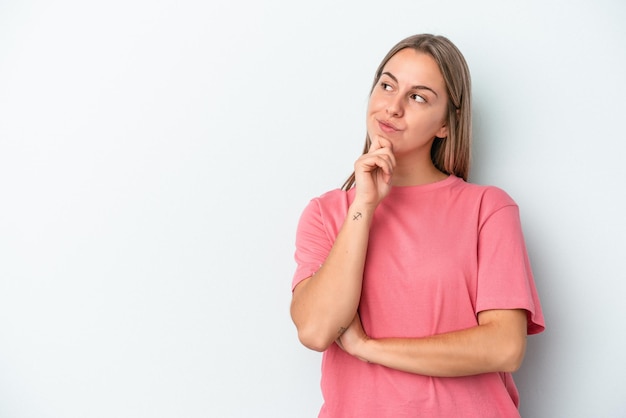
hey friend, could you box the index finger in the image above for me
[369,135,393,153]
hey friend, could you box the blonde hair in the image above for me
[342,34,472,190]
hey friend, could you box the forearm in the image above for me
[351,310,527,376]
[290,203,375,351]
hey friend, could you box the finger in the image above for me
[367,138,396,170]
[356,153,395,176]
[367,135,383,152]
[369,135,393,154]
[376,136,393,152]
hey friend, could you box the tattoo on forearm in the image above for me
[352,212,362,221]
[338,326,347,336]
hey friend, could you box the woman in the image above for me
[290,34,544,417]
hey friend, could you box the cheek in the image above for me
[367,93,386,113]
[365,102,378,129]
[406,113,443,136]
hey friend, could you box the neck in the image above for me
[391,157,448,187]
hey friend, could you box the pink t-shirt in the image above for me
[292,175,545,418]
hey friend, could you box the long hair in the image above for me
[341,34,472,190]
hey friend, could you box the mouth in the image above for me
[378,119,400,134]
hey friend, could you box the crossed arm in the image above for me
[290,138,528,377]
[290,202,528,377]
[335,309,527,377]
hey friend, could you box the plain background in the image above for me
[1,0,625,417]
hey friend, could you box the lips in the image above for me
[378,120,400,134]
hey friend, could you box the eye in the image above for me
[410,93,427,103]
[380,82,393,91]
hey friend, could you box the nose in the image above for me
[386,96,403,117]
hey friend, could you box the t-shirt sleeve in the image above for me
[476,189,545,335]
[291,198,334,291]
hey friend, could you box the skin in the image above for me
[290,48,527,376]
[365,48,450,187]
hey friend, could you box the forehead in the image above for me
[382,48,445,89]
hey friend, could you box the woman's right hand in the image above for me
[353,136,396,208]
[291,137,394,352]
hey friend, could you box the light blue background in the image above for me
[1,1,624,416]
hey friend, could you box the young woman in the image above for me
[290,34,545,417]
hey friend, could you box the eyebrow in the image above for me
[381,71,439,98]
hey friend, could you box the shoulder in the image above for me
[316,187,350,202]
[465,185,523,238]
[457,180,517,207]
[450,179,519,225]
[296,188,352,243]
[298,188,352,225]
[305,188,353,213]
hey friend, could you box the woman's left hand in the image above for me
[336,313,370,362]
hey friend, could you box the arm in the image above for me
[290,203,374,352]
[337,309,527,376]
[290,137,396,352]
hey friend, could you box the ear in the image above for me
[435,123,448,139]
[436,108,458,139]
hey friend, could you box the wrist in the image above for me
[347,202,376,221]
[354,335,374,363]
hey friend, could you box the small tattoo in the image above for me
[338,327,348,336]
[352,212,362,221]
